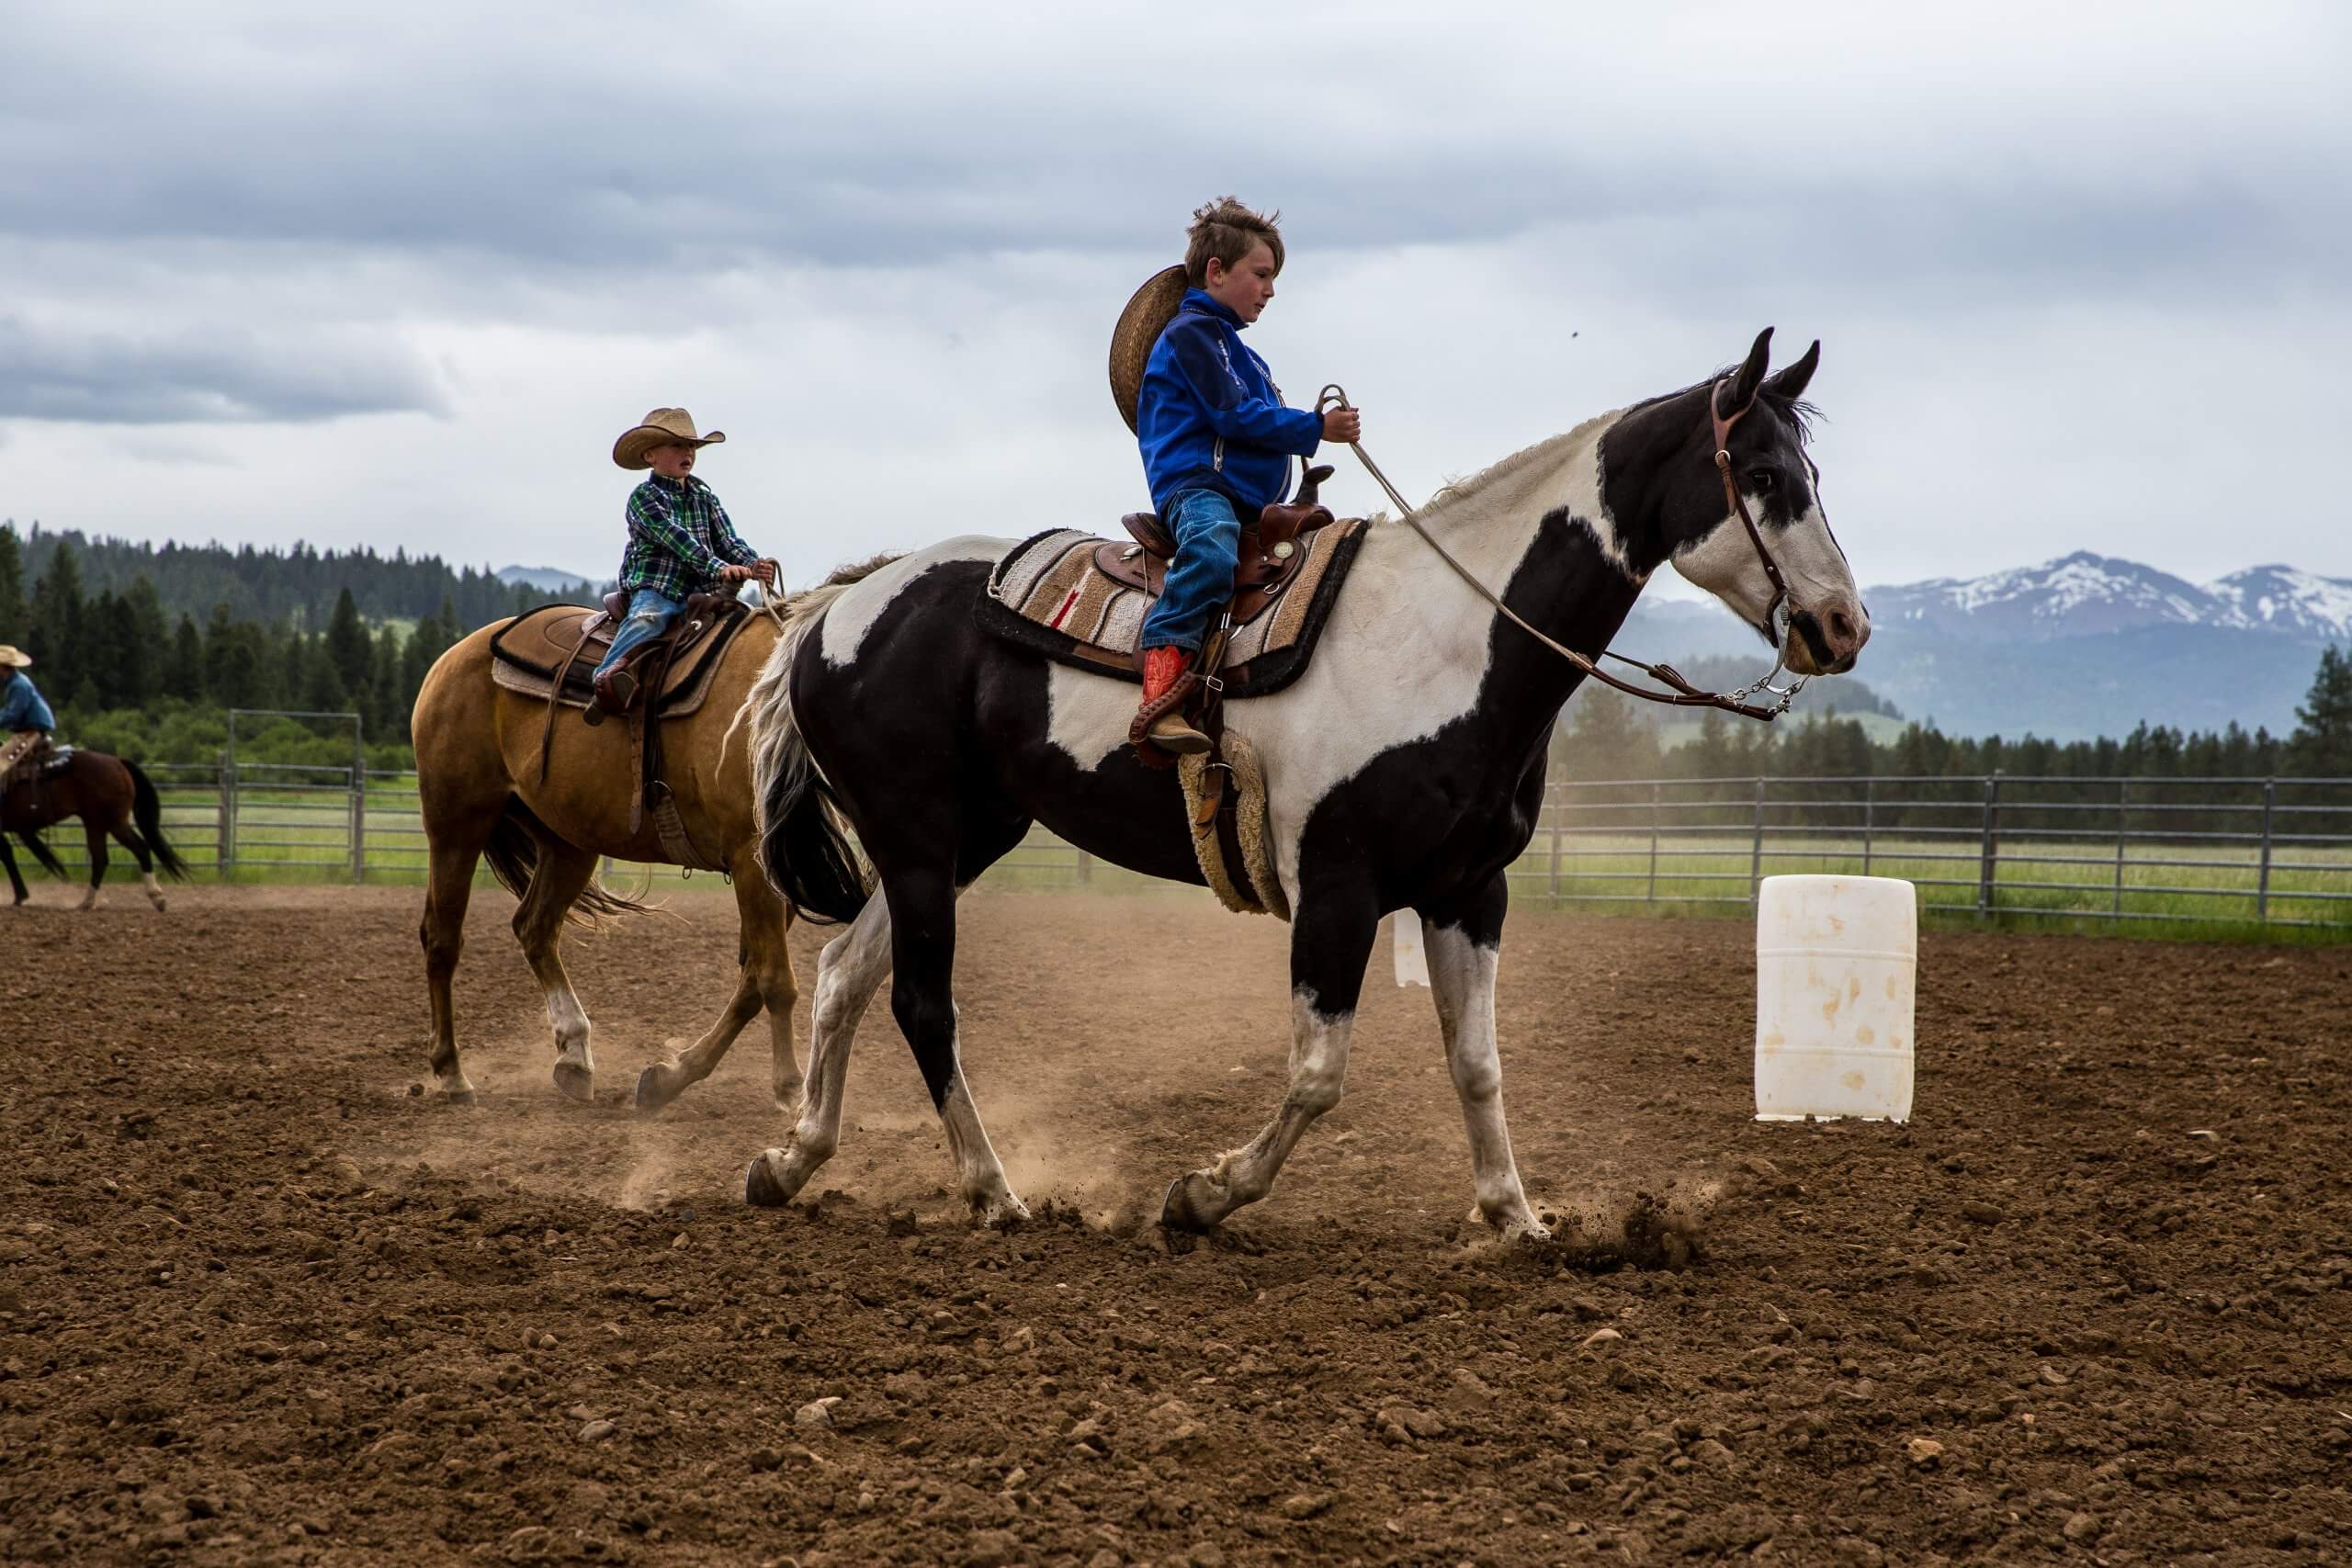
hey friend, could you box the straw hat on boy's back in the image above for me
[613,408,728,470]
[0,646,30,670]
[1107,265,1189,434]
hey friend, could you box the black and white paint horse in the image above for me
[732,329,1868,1236]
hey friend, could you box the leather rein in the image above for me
[1317,380,1808,722]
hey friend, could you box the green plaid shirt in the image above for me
[617,475,762,600]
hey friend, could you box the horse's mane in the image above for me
[820,552,903,588]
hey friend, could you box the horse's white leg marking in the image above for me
[76,886,102,911]
[1425,920,1546,1239]
[750,896,891,1204]
[1163,991,1351,1231]
[937,1047,1027,1227]
[139,870,164,910]
[519,932,595,1104]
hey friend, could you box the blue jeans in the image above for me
[1139,489,1242,653]
[595,588,682,678]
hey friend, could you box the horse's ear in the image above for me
[1727,327,1774,410]
[1763,339,1820,403]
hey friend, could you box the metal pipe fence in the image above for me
[22,760,2352,931]
[1510,773,2352,930]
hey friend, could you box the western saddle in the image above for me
[1097,464,1341,627]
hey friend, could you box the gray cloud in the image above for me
[0,317,447,424]
[0,0,2346,592]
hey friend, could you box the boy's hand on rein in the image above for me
[1322,407,1363,444]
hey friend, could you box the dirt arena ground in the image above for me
[2,883,2346,1566]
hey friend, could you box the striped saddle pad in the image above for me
[974,519,1367,697]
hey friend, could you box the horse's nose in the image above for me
[1821,600,1871,663]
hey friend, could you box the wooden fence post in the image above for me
[215,755,233,878]
[1646,781,1661,907]
[351,720,367,884]
[1749,777,1767,903]
[1861,776,1875,877]
[1977,771,2002,917]
[2112,777,2128,916]
[2256,776,2276,924]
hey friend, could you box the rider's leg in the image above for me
[592,589,682,708]
[1136,489,1242,754]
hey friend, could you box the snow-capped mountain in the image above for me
[1861,552,2352,644]
[2204,564,2352,641]
[1622,552,2352,739]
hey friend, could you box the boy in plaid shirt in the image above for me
[594,407,776,715]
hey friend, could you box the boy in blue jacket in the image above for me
[1133,197,1363,755]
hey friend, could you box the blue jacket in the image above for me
[0,670,54,732]
[1136,288,1323,516]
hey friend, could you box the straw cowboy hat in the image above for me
[1107,265,1189,434]
[612,408,728,470]
[0,646,29,669]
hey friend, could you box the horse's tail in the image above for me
[481,797,651,926]
[122,760,191,880]
[734,562,891,925]
[17,829,64,878]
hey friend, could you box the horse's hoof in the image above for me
[1160,1172,1226,1235]
[552,1060,595,1104]
[442,1084,477,1106]
[973,1191,1031,1231]
[634,1065,675,1116]
[745,1150,791,1208]
[1470,1201,1553,1243]
[148,896,167,912]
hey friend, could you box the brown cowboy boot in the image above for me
[1135,645,1211,757]
[593,662,639,717]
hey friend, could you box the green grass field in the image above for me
[30,776,2350,940]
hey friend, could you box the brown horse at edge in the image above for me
[3,748,191,909]
[413,582,848,1111]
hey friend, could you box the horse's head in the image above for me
[1648,328,1869,677]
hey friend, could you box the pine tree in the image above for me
[0,525,25,641]
[203,602,239,704]
[167,615,205,702]
[300,635,348,714]
[2289,645,2352,777]
[371,627,403,743]
[80,591,130,709]
[119,575,167,706]
[27,539,86,706]
[326,587,371,696]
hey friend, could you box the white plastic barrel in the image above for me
[1754,874,1916,1122]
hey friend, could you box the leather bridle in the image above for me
[1319,380,1812,722]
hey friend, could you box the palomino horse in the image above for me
[734,329,1871,1235]
[3,747,190,909]
[412,599,820,1108]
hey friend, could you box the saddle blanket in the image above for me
[974,518,1366,698]
[487,599,750,717]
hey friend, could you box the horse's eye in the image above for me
[1747,469,1777,493]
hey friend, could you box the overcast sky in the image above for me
[3,0,2346,599]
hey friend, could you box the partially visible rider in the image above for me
[0,645,56,780]
[594,407,778,716]
[1131,197,1362,755]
